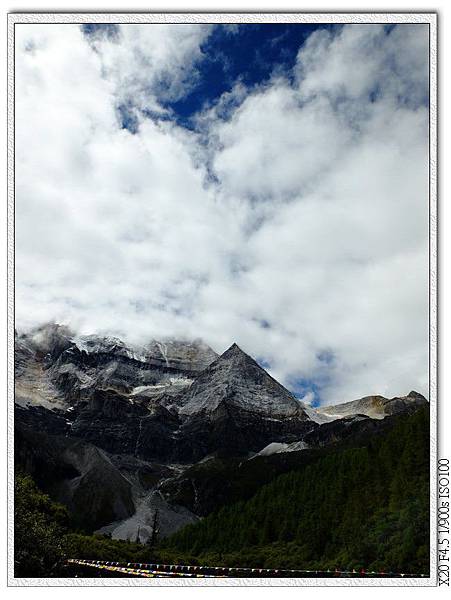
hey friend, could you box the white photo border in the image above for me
[7,10,438,587]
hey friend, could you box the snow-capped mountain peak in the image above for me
[178,343,311,420]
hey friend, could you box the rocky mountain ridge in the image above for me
[14,323,428,544]
[178,343,309,419]
[316,391,426,420]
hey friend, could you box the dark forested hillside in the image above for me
[14,472,70,577]
[162,407,430,574]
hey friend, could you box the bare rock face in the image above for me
[14,337,68,412]
[57,439,136,530]
[169,344,316,461]
[96,489,199,542]
[179,344,309,419]
[70,389,181,461]
[143,339,218,374]
[14,331,35,378]
[15,423,135,531]
[316,390,428,420]
[15,325,217,410]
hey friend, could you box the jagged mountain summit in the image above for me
[169,343,315,461]
[179,343,309,420]
[15,324,218,409]
[15,330,316,464]
[70,334,217,373]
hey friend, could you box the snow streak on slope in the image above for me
[301,405,340,424]
[252,440,310,458]
[156,341,170,368]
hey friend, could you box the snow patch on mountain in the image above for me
[71,335,148,362]
[130,376,193,399]
[252,439,310,458]
[156,341,170,367]
[144,339,218,373]
[302,405,341,424]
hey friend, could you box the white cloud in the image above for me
[85,23,212,114]
[15,23,430,405]
[296,24,429,108]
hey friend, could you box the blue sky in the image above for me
[83,23,337,129]
[166,24,334,124]
[16,22,429,405]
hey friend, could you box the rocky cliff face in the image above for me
[15,325,218,405]
[171,343,316,460]
[178,343,309,419]
[15,329,316,463]
[15,423,136,531]
[143,339,218,373]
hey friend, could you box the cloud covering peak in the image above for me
[15,23,429,405]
